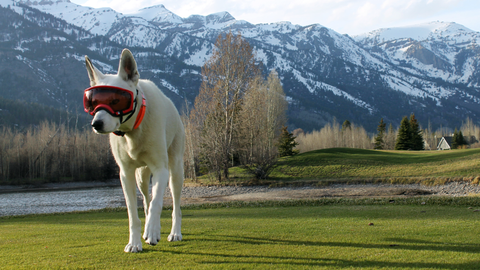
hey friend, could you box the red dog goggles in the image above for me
[83,86,135,116]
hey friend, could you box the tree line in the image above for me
[0,121,116,185]
[376,115,476,151]
[294,119,372,153]
[295,116,480,153]
[3,113,476,185]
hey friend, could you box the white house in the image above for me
[437,136,453,150]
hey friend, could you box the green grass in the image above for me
[273,148,480,180]
[209,148,480,186]
[1,199,480,269]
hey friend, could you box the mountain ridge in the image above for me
[1,0,480,132]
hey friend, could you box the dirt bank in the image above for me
[163,182,480,205]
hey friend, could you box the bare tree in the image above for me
[384,123,397,150]
[238,70,287,179]
[265,70,287,152]
[190,32,261,181]
[239,76,266,164]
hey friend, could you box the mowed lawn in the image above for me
[1,201,480,269]
[270,148,480,182]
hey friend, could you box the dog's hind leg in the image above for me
[143,162,169,246]
[136,166,151,218]
[167,134,184,242]
[167,154,184,242]
[120,167,143,253]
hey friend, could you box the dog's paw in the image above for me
[143,234,160,246]
[124,242,143,253]
[167,233,182,242]
[143,222,161,246]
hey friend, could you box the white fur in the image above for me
[85,49,185,253]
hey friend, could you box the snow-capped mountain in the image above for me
[355,22,480,87]
[14,0,121,35]
[1,0,480,131]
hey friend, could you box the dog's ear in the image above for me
[118,49,140,85]
[85,56,104,87]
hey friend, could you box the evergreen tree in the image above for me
[452,129,467,149]
[452,128,460,149]
[459,130,468,146]
[278,126,299,157]
[395,116,412,150]
[374,118,386,150]
[409,113,424,150]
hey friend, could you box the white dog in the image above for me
[83,49,184,253]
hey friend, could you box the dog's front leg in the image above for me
[120,168,143,253]
[143,167,169,246]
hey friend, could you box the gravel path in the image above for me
[160,181,480,205]
[2,181,480,198]
[175,181,480,198]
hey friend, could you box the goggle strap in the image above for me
[119,89,139,125]
[111,89,146,137]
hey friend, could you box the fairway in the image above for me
[268,148,480,184]
[1,201,480,269]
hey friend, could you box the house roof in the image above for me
[442,136,453,145]
[437,136,453,149]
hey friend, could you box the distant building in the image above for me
[437,136,478,150]
[437,136,453,150]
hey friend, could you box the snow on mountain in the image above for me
[129,4,183,24]
[355,21,480,91]
[15,0,119,35]
[2,0,480,131]
[291,67,376,114]
[204,12,236,29]
[354,21,480,67]
[9,1,182,36]
[184,43,211,66]
[355,21,479,44]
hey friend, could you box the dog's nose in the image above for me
[91,120,104,131]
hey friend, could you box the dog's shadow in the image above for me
[142,234,480,268]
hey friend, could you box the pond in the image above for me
[0,186,127,217]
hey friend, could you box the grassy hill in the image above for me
[205,148,480,186]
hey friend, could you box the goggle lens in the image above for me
[83,86,134,116]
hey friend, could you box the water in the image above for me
[0,187,127,217]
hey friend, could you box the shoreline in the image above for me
[0,180,121,194]
[1,180,480,197]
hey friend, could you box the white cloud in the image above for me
[71,0,480,35]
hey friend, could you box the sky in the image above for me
[70,0,480,36]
